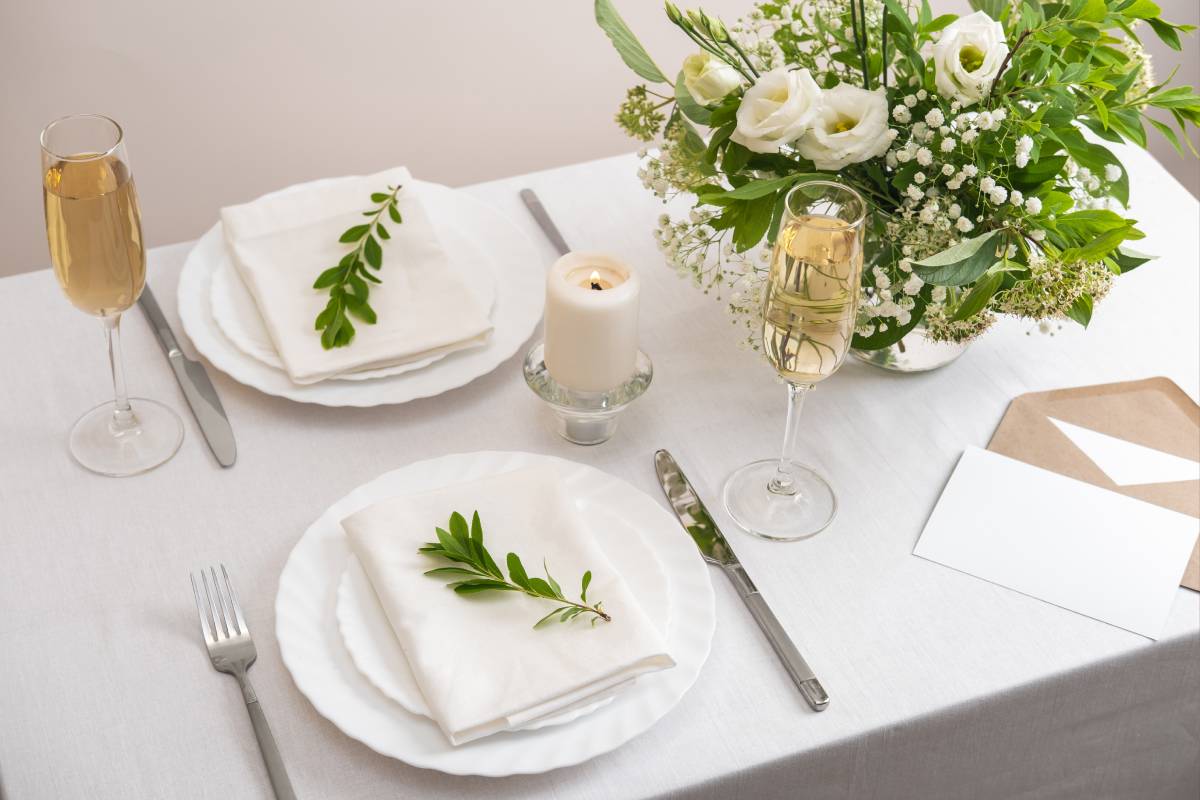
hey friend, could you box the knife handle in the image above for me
[725,565,830,712]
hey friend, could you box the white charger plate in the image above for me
[334,490,672,725]
[275,451,715,776]
[177,181,543,406]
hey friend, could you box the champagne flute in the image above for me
[41,114,183,476]
[723,180,867,540]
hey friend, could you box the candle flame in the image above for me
[589,270,601,282]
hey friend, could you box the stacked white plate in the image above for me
[275,451,716,775]
[177,178,545,406]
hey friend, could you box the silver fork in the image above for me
[191,565,297,800]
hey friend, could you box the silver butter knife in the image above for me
[654,449,830,711]
[520,188,571,256]
[139,287,237,467]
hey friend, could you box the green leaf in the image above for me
[423,567,480,578]
[950,270,1004,321]
[1061,225,1138,262]
[674,71,712,125]
[1148,117,1185,156]
[1065,293,1094,327]
[388,203,403,224]
[911,231,1002,286]
[370,192,389,202]
[314,298,337,331]
[1008,155,1069,191]
[527,577,557,598]
[345,297,377,324]
[1121,0,1161,19]
[452,580,516,595]
[364,235,382,269]
[544,561,563,597]
[595,0,668,83]
[1113,245,1154,273]
[435,526,464,557]
[376,223,390,240]
[1147,17,1181,50]
[717,173,827,201]
[339,224,370,243]
[581,570,592,602]
[534,606,573,629]
[560,607,584,622]
[883,0,915,35]
[320,304,343,349]
[470,511,484,549]
[1077,0,1107,23]
[507,553,530,589]
[312,265,344,289]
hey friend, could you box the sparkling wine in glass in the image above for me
[41,114,183,476]
[723,181,866,540]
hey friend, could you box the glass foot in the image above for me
[69,398,184,477]
[722,459,837,541]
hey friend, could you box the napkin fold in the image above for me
[341,466,675,745]
[220,167,492,384]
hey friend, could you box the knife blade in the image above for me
[138,287,237,468]
[654,449,829,712]
[519,188,571,256]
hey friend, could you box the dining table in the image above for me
[1,143,1197,800]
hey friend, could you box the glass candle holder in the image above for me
[523,342,652,445]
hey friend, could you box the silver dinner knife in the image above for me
[654,449,830,711]
[520,188,571,255]
[138,287,237,467]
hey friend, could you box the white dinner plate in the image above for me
[177,180,544,406]
[334,487,672,726]
[275,451,715,776]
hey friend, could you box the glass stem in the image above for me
[102,314,137,434]
[769,381,812,496]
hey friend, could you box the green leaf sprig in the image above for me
[312,184,404,349]
[419,511,611,629]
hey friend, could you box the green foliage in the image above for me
[595,0,668,83]
[419,512,611,629]
[594,0,1200,342]
[313,185,403,349]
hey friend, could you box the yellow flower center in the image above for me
[832,116,858,133]
[959,44,985,73]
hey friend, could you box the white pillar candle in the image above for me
[543,251,640,393]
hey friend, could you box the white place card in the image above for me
[914,446,1199,639]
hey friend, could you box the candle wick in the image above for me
[590,281,603,291]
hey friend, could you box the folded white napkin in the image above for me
[340,466,675,745]
[220,167,492,384]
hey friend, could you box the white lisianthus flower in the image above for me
[1104,164,1123,182]
[682,52,742,106]
[932,11,1009,107]
[794,84,892,169]
[731,67,822,154]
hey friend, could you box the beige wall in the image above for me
[2,0,1196,278]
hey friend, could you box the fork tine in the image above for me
[210,566,233,640]
[190,572,215,644]
[220,564,248,637]
[202,568,228,640]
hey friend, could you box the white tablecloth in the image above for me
[1,147,1197,800]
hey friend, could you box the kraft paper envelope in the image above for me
[988,377,1200,591]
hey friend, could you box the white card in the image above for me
[914,447,1199,639]
[1047,417,1200,486]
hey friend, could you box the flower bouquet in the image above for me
[595,0,1200,352]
